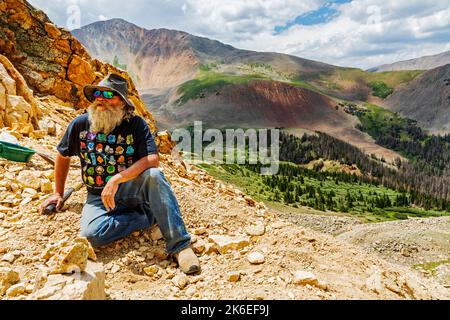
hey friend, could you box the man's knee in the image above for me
[80,224,110,248]
[142,167,163,182]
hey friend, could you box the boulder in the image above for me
[29,262,106,300]
[0,267,20,295]
[156,131,176,154]
[42,237,97,275]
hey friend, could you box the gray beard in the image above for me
[87,102,125,135]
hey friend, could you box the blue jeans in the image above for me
[80,167,191,254]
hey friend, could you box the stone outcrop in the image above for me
[0,0,156,132]
[0,54,40,130]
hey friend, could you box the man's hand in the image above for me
[101,178,120,212]
[39,193,64,214]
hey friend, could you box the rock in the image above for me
[172,274,189,289]
[29,262,106,300]
[110,264,120,274]
[247,252,265,265]
[192,239,206,254]
[153,248,169,260]
[42,237,96,274]
[156,131,176,155]
[293,271,319,287]
[67,55,96,86]
[22,188,38,199]
[6,283,26,297]
[40,179,53,194]
[228,271,241,282]
[244,196,257,207]
[38,118,56,136]
[44,22,62,39]
[193,227,208,236]
[209,235,250,254]
[366,268,383,294]
[0,267,20,295]
[185,286,197,297]
[1,253,15,263]
[245,224,266,236]
[16,170,41,190]
[143,265,159,277]
[150,226,164,241]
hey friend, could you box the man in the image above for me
[39,73,200,275]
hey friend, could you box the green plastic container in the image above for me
[0,141,36,163]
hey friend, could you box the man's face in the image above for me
[87,94,127,135]
[95,95,124,111]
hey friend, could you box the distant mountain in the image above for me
[369,51,450,72]
[72,19,424,160]
[383,64,450,133]
[71,18,337,94]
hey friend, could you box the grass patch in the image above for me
[368,81,394,98]
[176,71,269,104]
[413,259,450,275]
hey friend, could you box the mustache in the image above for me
[87,102,126,135]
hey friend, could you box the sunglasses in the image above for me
[93,90,117,99]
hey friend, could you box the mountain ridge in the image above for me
[369,50,450,72]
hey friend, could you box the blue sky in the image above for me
[275,0,353,33]
[27,0,450,69]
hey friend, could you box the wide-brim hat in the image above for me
[83,73,135,109]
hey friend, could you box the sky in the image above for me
[27,0,450,69]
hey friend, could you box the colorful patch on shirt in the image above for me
[87,142,95,151]
[80,131,88,140]
[80,141,86,149]
[96,166,105,175]
[97,155,104,164]
[96,144,103,153]
[115,146,124,155]
[87,167,95,176]
[117,134,125,144]
[88,176,95,186]
[117,155,125,164]
[97,133,107,142]
[127,157,133,165]
[126,134,134,145]
[107,135,116,144]
[126,146,135,156]
[108,156,116,165]
[87,132,97,140]
[106,176,113,183]
[105,145,114,155]
[107,166,116,174]
[90,153,97,165]
[96,176,104,186]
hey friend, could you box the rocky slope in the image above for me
[0,0,156,132]
[369,50,450,72]
[0,0,448,300]
[383,64,450,133]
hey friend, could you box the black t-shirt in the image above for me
[56,113,158,195]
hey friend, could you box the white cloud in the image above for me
[27,0,450,69]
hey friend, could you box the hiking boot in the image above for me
[174,247,201,274]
